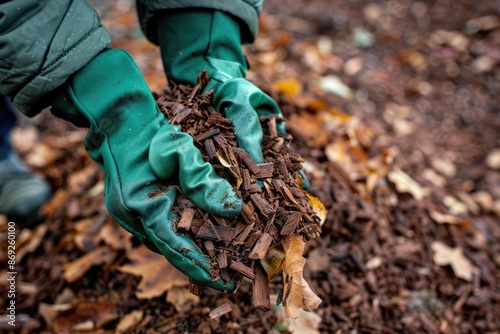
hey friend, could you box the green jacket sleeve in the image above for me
[136,0,262,45]
[0,0,112,116]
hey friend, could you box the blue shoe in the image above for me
[0,153,52,227]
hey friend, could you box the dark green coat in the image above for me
[0,0,262,116]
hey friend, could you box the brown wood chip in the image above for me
[178,208,196,230]
[252,262,271,311]
[250,193,275,218]
[209,303,232,320]
[195,128,220,142]
[281,212,303,236]
[229,261,255,279]
[204,138,217,160]
[249,233,273,260]
[234,147,260,174]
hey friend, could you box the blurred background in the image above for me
[1,0,499,333]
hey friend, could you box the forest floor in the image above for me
[1,0,499,333]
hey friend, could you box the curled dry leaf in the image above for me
[388,168,429,201]
[282,236,322,319]
[431,241,476,281]
[303,191,327,226]
[260,244,286,280]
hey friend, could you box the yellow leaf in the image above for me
[216,150,232,168]
[303,191,327,226]
[216,150,240,178]
[431,241,476,281]
[273,78,302,96]
[281,236,322,319]
[260,245,286,279]
[118,245,188,299]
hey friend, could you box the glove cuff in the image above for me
[157,9,248,87]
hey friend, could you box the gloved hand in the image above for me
[157,9,309,189]
[50,48,242,292]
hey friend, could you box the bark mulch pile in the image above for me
[155,71,322,309]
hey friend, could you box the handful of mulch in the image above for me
[155,72,324,317]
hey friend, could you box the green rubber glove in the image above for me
[156,10,282,163]
[50,48,241,291]
[157,9,310,190]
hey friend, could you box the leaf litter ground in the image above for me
[1,0,499,333]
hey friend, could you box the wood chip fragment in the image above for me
[234,148,260,174]
[204,138,217,160]
[253,262,271,311]
[209,303,232,320]
[229,261,255,279]
[250,193,275,218]
[195,128,220,142]
[178,208,195,230]
[189,279,203,296]
[249,233,273,260]
[217,250,228,269]
[281,212,303,236]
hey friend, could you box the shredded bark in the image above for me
[156,71,321,305]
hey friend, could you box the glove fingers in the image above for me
[213,78,285,164]
[149,123,242,218]
[141,192,235,291]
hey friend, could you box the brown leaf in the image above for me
[281,236,322,319]
[325,138,368,181]
[118,245,188,299]
[116,310,143,334]
[431,241,476,281]
[287,113,329,148]
[40,296,118,332]
[16,224,48,262]
[63,246,115,283]
[429,210,472,227]
[388,168,429,201]
[166,287,200,312]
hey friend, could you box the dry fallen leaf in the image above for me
[431,241,476,281]
[40,297,118,332]
[443,196,469,216]
[118,245,188,299]
[260,244,286,280]
[166,287,200,312]
[63,246,115,283]
[281,236,322,319]
[431,157,457,177]
[429,210,472,228]
[325,138,368,181]
[273,78,302,96]
[287,113,329,148]
[304,191,327,226]
[115,310,143,334]
[271,294,322,334]
[388,168,429,201]
[486,148,500,169]
[16,224,48,262]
